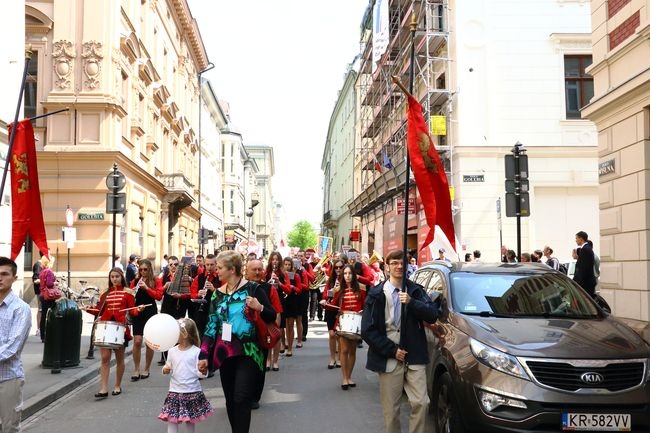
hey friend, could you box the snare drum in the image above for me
[336,311,362,340]
[94,320,126,348]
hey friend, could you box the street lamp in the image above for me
[245,207,254,255]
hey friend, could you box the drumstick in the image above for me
[322,303,340,309]
[118,303,153,312]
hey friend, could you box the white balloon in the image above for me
[143,313,180,352]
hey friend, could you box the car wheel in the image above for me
[432,372,466,433]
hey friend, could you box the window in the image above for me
[230,190,234,214]
[564,55,593,119]
[24,51,38,119]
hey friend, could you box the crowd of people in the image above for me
[2,232,601,433]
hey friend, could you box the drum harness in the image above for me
[89,288,110,355]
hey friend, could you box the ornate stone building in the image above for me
[583,0,650,321]
[25,0,209,286]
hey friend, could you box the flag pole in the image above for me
[0,47,33,201]
[401,14,417,294]
[393,14,417,353]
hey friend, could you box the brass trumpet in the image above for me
[368,250,383,265]
[309,251,332,289]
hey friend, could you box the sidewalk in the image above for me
[21,307,132,419]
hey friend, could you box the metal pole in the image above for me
[401,15,417,294]
[513,144,522,260]
[497,198,503,261]
[111,164,118,267]
[0,48,32,200]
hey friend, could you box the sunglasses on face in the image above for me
[139,268,149,272]
[170,262,179,266]
[334,266,343,269]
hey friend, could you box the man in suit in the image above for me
[361,250,439,433]
[573,231,597,297]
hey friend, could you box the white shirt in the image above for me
[164,345,205,393]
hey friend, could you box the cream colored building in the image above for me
[582,0,650,321]
[25,0,209,288]
[245,145,276,257]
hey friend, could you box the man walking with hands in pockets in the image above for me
[361,250,439,433]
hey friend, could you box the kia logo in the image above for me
[580,372,605,384]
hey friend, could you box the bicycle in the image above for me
[56,276,100,308]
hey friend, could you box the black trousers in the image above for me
[301,291,310,338]
[253,349,268,403]
[220,356,259,433]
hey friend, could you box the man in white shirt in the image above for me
[0,256,32,433]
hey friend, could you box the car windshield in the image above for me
[450,272,600,318]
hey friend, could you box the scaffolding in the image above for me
[350,0,452,221]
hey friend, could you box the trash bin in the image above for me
[42,298,82,369]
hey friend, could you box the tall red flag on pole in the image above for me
[406,95,456,251]
[8,120,49,260]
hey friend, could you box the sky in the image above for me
[188,0,369,237]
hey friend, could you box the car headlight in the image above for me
[470,338,530,380]
[477,390,528,412]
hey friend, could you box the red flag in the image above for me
[406,96,456,251]
[373,154,382,173]
[8,120,49,260]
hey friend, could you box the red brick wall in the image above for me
[608,0,631,18]
[609,10,640,50]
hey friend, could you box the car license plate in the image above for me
[562,413,631,431]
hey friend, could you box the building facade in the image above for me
[582,0,650,321]
[322,63,358,252]
[198,78,226,255]
[347,0,598,264]
[25,0,209,287]
[245,145,276,257]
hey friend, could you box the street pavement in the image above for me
[20,317,412,433]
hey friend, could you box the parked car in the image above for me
[411,261,650,433]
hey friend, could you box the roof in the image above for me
[421,261,555,275]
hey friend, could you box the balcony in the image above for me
[160,173,195,208]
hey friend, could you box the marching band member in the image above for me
[348,248,375,287]
[282,257,304,356]
[319,257,346,369]
[189,253,220,337]
[87,267,136,399]
[130,259,164,382]
[330,264,366,390]
[265,252,290,360]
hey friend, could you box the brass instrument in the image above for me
[309,251,332,289]
[368,250,383,265]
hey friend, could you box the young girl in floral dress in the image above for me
[159,318,213,433]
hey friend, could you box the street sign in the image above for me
[396,197,416,215]
[106,193,126,213]
[505,154,529,180]
[505,192,530,217]
[105,170,126,191]
[505,179,529,193]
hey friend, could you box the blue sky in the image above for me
[189,0,369,236]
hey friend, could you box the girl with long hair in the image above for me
[331,264,365,389]
[265,251,289,360]
[87,267,135,398]
[319,257,347,369]
[282,257,304,356]
[130,258,164,381]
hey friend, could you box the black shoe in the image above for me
[130,375,140,382]
[266,366,271,371]
[302,337,307,342]
[111,388,122,396]
[251,401,260,410]
[348,383,357,388]
[207,371,214,378]
[94,392,108,399]
[341,384,349,390]
[328,363,335,370]
[139,373,150,379]
[157,360,165,366]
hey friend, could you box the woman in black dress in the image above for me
[129,259,163,381]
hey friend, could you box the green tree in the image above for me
[287,220,318,251]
